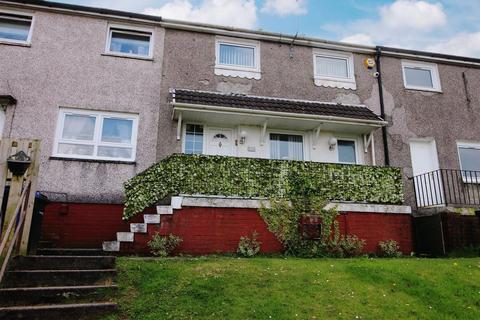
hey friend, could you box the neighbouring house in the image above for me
[0,0,479,255]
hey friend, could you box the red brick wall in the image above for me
[41,203,413,254]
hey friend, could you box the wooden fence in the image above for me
[0,139,41,282]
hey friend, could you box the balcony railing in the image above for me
[123,154,404,219]
[411,169,480,208]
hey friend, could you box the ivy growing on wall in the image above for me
[123,154,404,219]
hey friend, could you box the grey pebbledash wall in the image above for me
[0,8,165,203]
[156,29,385,164]
[1,1,480,207]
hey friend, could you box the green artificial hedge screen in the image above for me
[123,154,404,219]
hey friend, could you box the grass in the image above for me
[107,256,480,320]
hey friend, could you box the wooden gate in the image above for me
[0,139,41,282]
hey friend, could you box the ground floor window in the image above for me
[270,133,304,161]
[338,140,357,164]
[457,142,480,182]
[54,108,138,161]
[185,124,204,154]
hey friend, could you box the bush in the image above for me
[148,233,182,257]
[339,235,366,257]
[378,240,402,257]
[259,196,365,258]
[237,231,261,257]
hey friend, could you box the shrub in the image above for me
[378,240,402,257]
[259,196,365,258]
[148,233,182,257]
[237,231,261,257]
[339,235,366,257]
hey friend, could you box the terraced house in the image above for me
[0,0,479,257]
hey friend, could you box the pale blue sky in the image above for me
[58,0,480,57]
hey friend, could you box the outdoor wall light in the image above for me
[239,130,247,144]
[328,137,338,151]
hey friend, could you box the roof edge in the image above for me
[171,88,371,109]
[1,1,479,65]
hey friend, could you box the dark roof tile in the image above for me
[171,89,383,122]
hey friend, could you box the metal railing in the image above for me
[411,169,480,208]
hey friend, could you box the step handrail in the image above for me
[0,181,31,283]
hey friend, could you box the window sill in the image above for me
[0,40,30,47]
[50,156,136,165]
[101,52,154,61]
[214,66,261,80]
[404,87,442,93]
[314,77,356,90]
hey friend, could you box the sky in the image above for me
[58,0,480,58]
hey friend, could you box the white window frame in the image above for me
[182,123,206,155]
[105,24,154,59]
[267,130,307,161]
[0,9,34,45]
[401,60,441,92]
[456,141,480,184]
[53,108,139,162]
[313,49,356,90]
[336,138,359,165]
[215,36,261,80]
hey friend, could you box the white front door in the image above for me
[409,139,444,207]
[206,128,234,156]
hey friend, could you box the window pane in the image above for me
[0,15,31,41]
[270,134,303,161]
[404,67,433,88]
[110,30,150,56]
[101,118,133,144]
[459,147,480,172]
[62,114,96,141]
[316,56,348,78]
[185,124,203,154]
[338,140,356,164]
[219,44,255,68]
[58,143,94,156]
[97,146,132,159]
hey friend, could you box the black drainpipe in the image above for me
[375,46,390,166]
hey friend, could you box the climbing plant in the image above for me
[259,196,366,257]
[123,154,404,219]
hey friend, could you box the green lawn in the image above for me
[108,257,480,320]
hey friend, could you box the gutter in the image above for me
[375,47,390,166]
[171,102,388,127]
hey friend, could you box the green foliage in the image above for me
[259,196,365,258]
[237,231,261,257]
[378,239,402,258]
[124,154,404,219]
[339,235,366,257]
[147,233,182,257]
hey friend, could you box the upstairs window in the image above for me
[270,133,304,161]
[184,124,204,154]
[106,25,153,58]
[338,140,357,164]
[457,142,480,183]
[402,60,441,92]
[0,11,33,44]
[215,37,261,79]
[313,49,356,90]
[54,108,138,161]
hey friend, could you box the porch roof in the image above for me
[171,89,384,122]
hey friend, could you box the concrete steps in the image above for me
[0,248,118,319]
[102,199,181,253]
